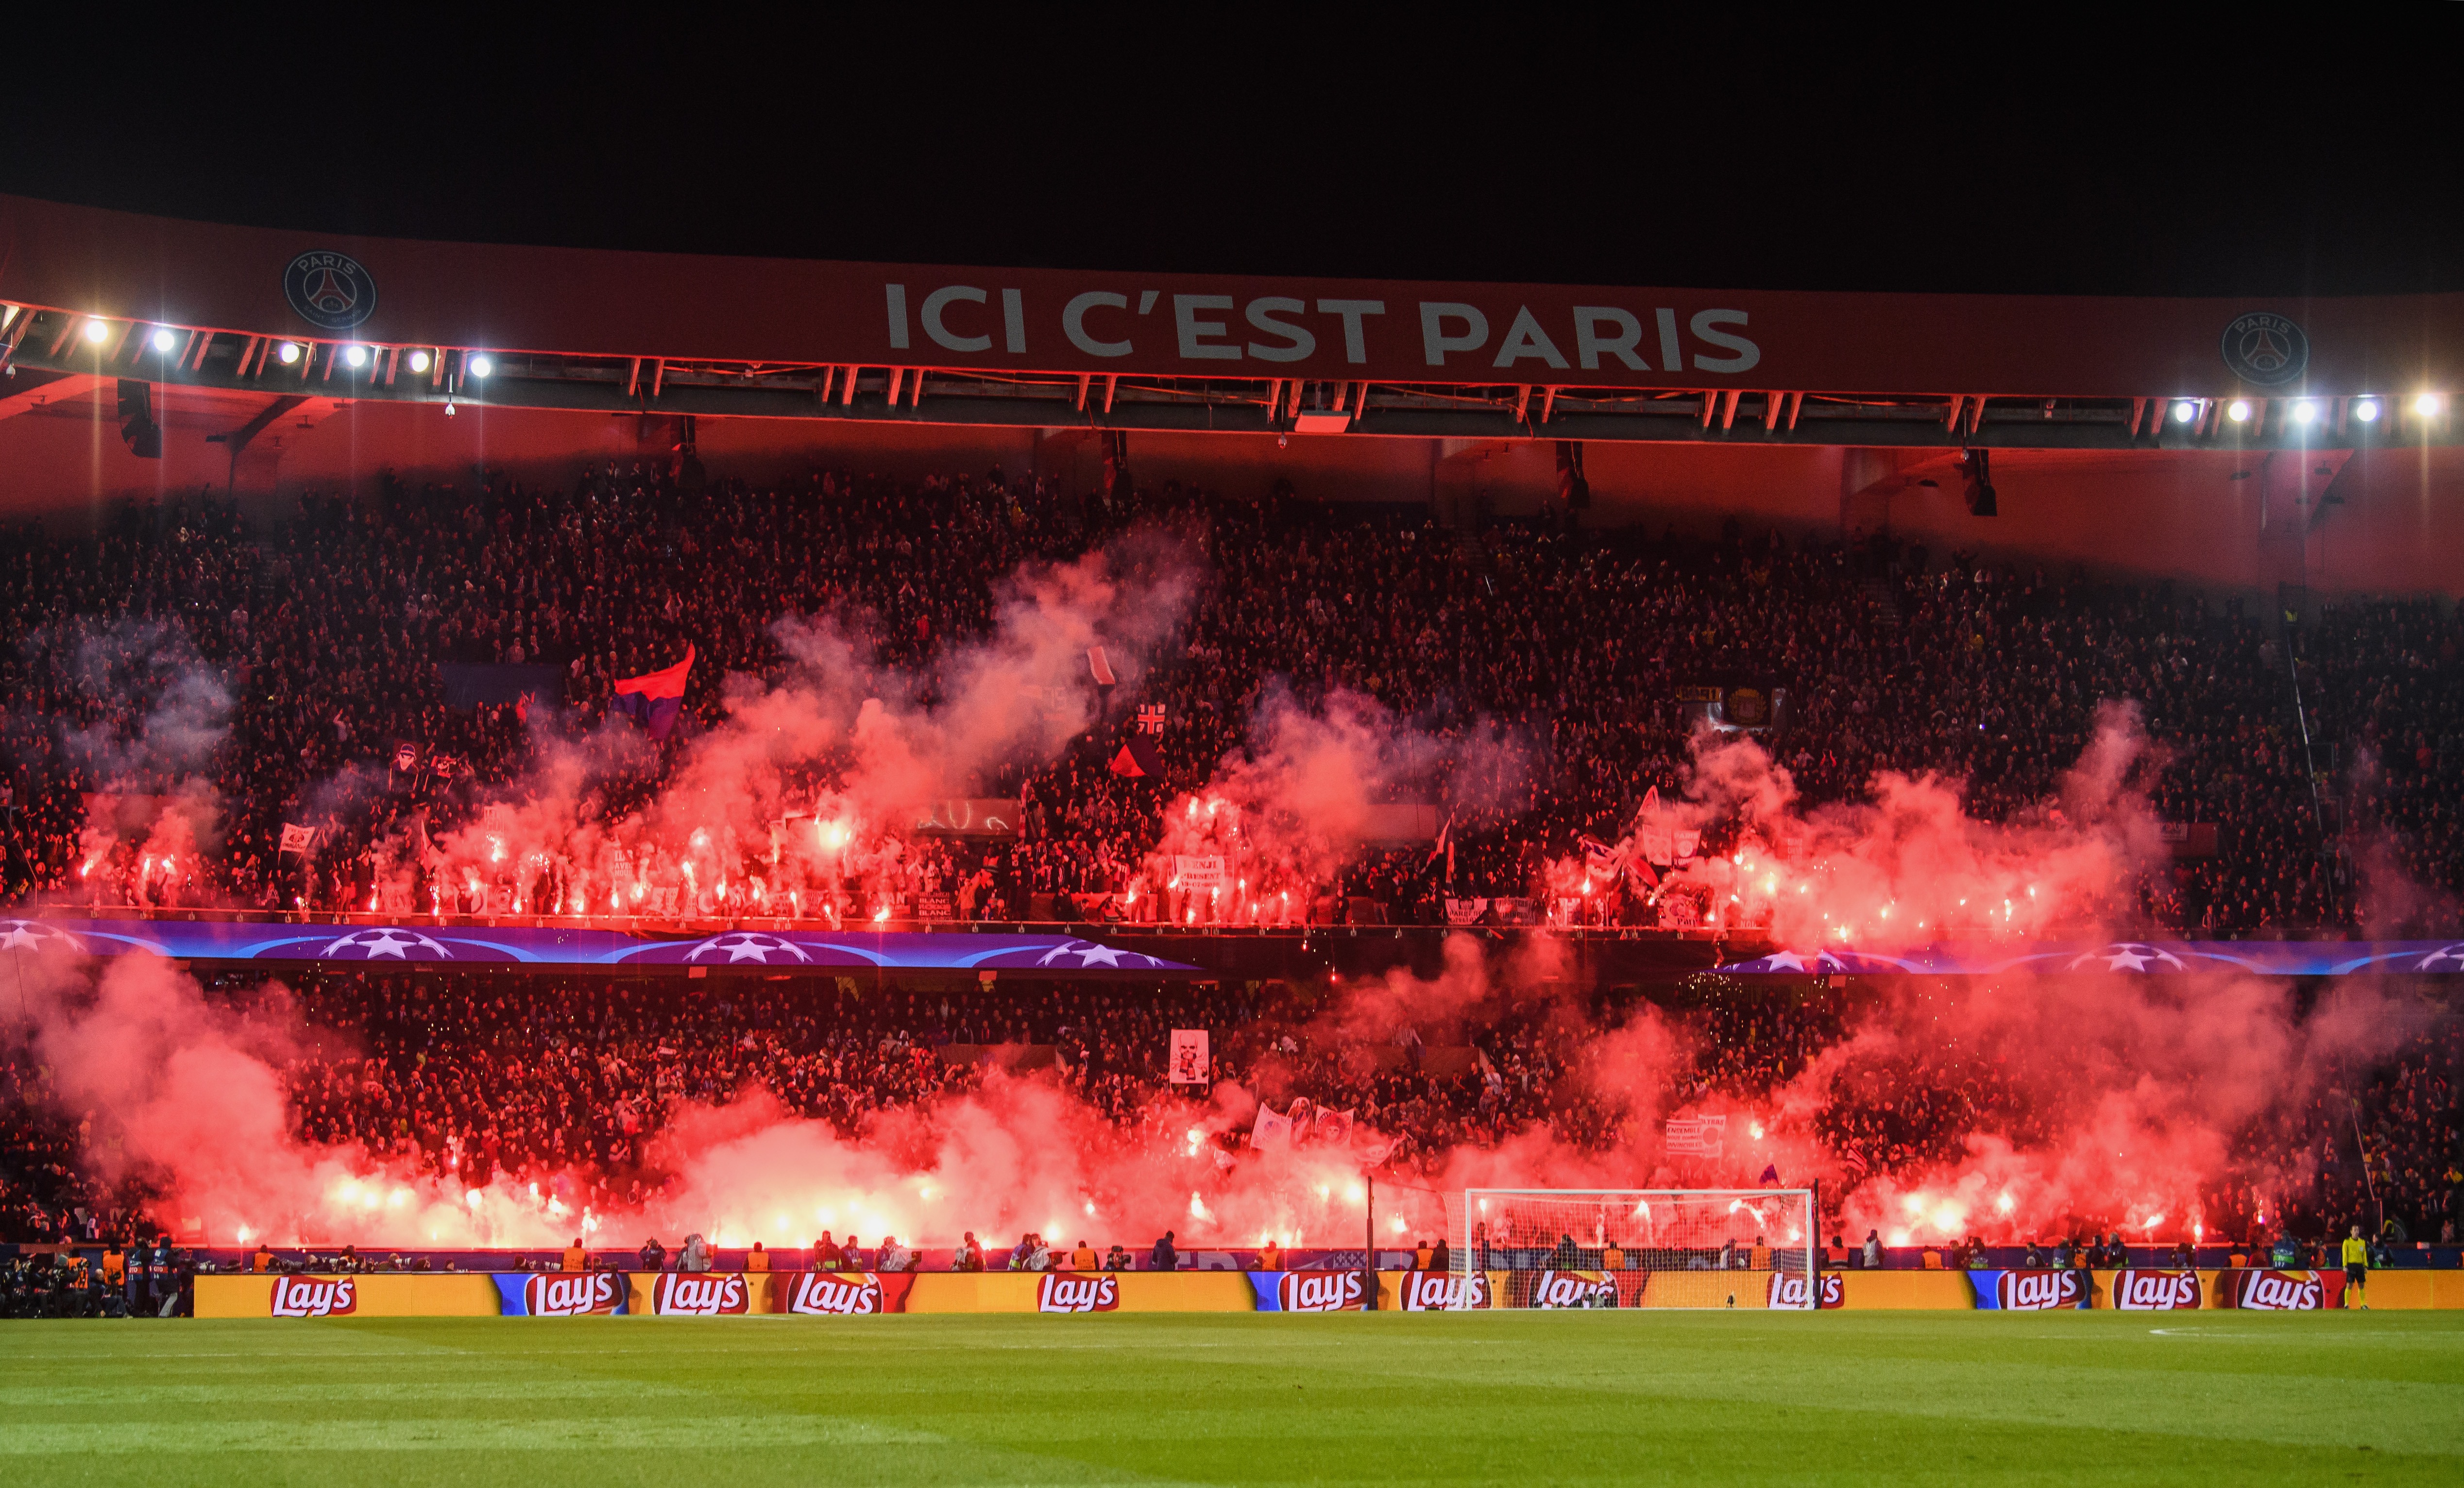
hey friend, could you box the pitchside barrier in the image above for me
[192,1266,2464,1317]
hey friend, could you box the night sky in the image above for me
[7,17,2459,297]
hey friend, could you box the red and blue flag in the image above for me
[612,643,694,740]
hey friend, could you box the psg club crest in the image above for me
[2219,311,2308,387]
[283,250,378,331]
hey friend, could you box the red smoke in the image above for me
[2,698,2421,1257]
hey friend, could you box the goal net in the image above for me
[1445,1189,1818,1309]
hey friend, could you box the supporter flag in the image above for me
[1316,1107,1356,1147]
[612,643,696,741]
[1252,1103,1293,1150]
[1088,647,1117,688]
[391,744,418,774]
[1168,1029,1209,1084]
[1136,702,1166,735]
[1580,836,1621,878]
[278,823,317,856]
[1664,1114,1726,1157]
[1108,733,1163,779]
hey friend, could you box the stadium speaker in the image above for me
[1104,429,1132,504]
[1961,447,1996,516]
[115,378,162,460]
[1555,440,1591,510]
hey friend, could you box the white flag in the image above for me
[1663,1114,1727,1158]
[1251,1103,1292,1150]
[279,823,317,855]
[1173,855,1226,890]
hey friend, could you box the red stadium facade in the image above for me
[3,191,2459,440]
[1,191,2460,599]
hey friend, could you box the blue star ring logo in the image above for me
[2220,311,2308,388]
[282,250,378,331]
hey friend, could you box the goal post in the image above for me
[1447,1189,1818,1309]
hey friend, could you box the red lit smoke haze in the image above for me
[3,598,2428,1254]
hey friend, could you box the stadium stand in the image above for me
[2,462,2457,932]
[1,459,2458,1288]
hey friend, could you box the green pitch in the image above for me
[3,1311,2461,1485]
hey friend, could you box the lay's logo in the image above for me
[1979,1270,2084,1311]
[1398,1271,1491,1312]
[2233,1270,2325,1311]
[1767,1273,1845,1310]
[1531,1271,1619,1309]
[270,1276,357,1317]
[1037,1274,1120,1314]
[1275,1271,1366,1313]
[2111,1269,2201,1312]
[522,1272,625,1317]
[788,1272,886,1316]
[650,1273,749,1316]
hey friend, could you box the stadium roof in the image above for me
[2,193,2458,451]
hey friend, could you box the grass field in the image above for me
[3,1311,2461,1485]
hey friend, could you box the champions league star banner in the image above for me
[1712,941,2464,977]
[0,917,1204,974]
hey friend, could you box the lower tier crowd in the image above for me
[4,968,2454,1267]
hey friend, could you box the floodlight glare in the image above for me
[2290,399,2317,423]
[2415,393,2445,418]
[343,345,368,368]
[81,319,110,343]
[2353,398,2380,423]
[2171,400,2197,424]
[467,354,493,378]
[276,342,301,364]
[2226,399,2251,422]
[150,327,177,352]
[408,350,431,373]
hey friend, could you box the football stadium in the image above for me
[1,24,2462,1485]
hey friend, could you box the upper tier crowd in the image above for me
[3,966,2453,1258]
[0,455,2456,933]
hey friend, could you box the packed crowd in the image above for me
[0,457,2456,933]
[3,964,2452,1257]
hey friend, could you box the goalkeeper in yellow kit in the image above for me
[2341,1225,2370,1309]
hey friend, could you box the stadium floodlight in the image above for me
[2415,393,2445,418]
[276,341,301,364]
[2353,397,2380,422]
[150,327,177,352]
[1450,1189,1817,1310]
[2290,398,2317,423]
[2226,399,2251,422]
[81,318,110,343]
[467,353,494,378]
[408,349,431,373]
[343,344,368,369]
[2171,400,2197,424]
